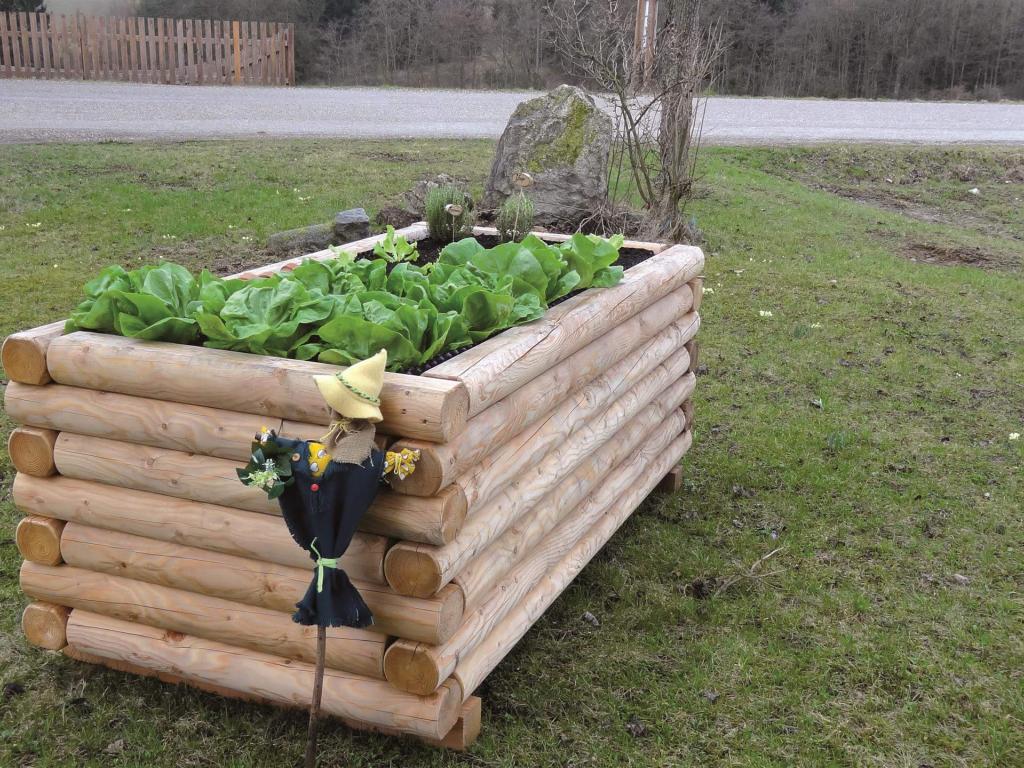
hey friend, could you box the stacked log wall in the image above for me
[3,224,704,747]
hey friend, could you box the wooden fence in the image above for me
[0,12,294,86]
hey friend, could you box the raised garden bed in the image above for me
[4,222,704,748]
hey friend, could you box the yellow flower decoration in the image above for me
[307,441,332,478]
[385,448,420,480]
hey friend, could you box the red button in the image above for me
[311,483,320,492]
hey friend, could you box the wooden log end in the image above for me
[426,697,482,751]
[16,515,66,565]
[22,601,70,650]
[438,382,471,443]
[9,427,59,477]
[684,339,699,374]
[384,640,443,696]
[2,329,56,385]
[384,545,444,598]
[435,584,467,645]
[386,440,449,498]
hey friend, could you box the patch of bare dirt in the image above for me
[142,241,274,277]
[901,242,1007,269]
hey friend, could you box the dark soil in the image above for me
[399,236,657,375]
[901,242,1005,268]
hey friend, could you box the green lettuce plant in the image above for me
[65,232,628,372]
[372,225,419,264]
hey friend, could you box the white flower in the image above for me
[810,322,823,328]
[0,225,6,231]
[27,222,41,228]
[759,310,773,318]
[969,188,980,195]
[161,234,177,240]
[1011,433,1021,441]
[704,287,715,295]
[298,196,311,202]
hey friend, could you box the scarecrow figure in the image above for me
[237,349,418,765]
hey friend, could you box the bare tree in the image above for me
[548,0,722,242]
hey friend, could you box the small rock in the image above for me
[695,364,709,376]
[810,398,824,410]
[625,716,647,737]
[104,739,125,755]
[3,682,25,699]
[266,223,336,256]
[703,690,719,703]
[581,611,600,627]
[968,188,980,195]
[952,573,970,586]
[333,208,370,243]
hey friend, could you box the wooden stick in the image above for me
[304,625,327,768]
[12,474,388,583]
[454,429,694,697]
[454,313,698,513]
[389,290,696,497]
[50,432,463,544]
[22,601,70,650]
[385,407,688,694]
[682,398,695,429]
[65,611,463,740]
[21,561,386,679]
[15,515,65,565]
[385,360,695,598]
[1,320,63,384]
[45,332,469,443]
[8,426,58,477]
[61,523,465,645]
[426,244,704,416]
[4,381,275,461]
[64,640,482,749]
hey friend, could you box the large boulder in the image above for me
[484,85,613,226]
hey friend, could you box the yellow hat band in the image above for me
[339,375,381,406]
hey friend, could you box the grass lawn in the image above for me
[0,141,1021,767]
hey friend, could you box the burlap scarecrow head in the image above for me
[312,349,386,423]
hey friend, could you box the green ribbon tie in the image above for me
[309,538,338,593]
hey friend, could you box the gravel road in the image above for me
[2,79,1023,145]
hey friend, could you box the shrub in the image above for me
[425,185,474,243]
[495,194,535,242]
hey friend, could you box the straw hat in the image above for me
[313,349,387,423]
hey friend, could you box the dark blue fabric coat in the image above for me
[269,434,385,629]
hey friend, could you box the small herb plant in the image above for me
[425,185,474,243]
[372,225,419,264]
[496,193,535,243]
